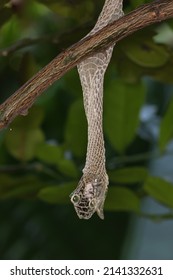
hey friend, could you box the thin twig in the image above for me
[0,0,173,130]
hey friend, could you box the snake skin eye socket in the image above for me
[71,194,80,204]
[89,199,96,208]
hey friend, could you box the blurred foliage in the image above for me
[0,0,173,259]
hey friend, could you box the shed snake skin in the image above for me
[70,0,124,219]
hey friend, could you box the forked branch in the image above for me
[0,0,173,130]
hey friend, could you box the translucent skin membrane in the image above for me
[70,0,124,219]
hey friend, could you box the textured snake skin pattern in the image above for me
[70,0,124,219]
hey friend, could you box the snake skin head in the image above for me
[70,174,108,220]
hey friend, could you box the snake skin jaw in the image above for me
[70,174,108,220]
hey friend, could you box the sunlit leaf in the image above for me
[120,33,169,68]
[143,176,173,208]
[109,167,148,184]
[105,186,140,213]
[104,79,146,153]
[154,23,173,47]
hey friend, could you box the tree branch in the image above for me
[0,0,173,130]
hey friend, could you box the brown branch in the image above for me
[0,0,173,130]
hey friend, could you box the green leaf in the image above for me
[0,175,44,199]
[0,0,9,9]
[10,106,44,129]
[36,142,78,178]
[109,167,148,184]
[143,176,173,208]
[120,34,169,68]
[38,183,140,213]
[38,182,77,204]
[104,79,146,153]
[47,1,93,22]
[105,186,140,213]
[0,7,12,28]
[0,15,21,48]
[63,69,82,98]
[56,159,79,178]
[5,128,44,162]
[154,23,173,47]
[0,175,14,191]
[115,49,143,83]
[5,106,45,161]
[36,143,63,165]
[65,99,87,157]
[130,0,146,8]
[159,97,173,151]
[149,55,173,84]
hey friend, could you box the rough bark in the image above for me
[0,0,173,130]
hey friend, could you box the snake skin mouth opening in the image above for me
[75,207,94,219]
[71,193,97,219]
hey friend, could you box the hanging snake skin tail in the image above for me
[70,0,124,219]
